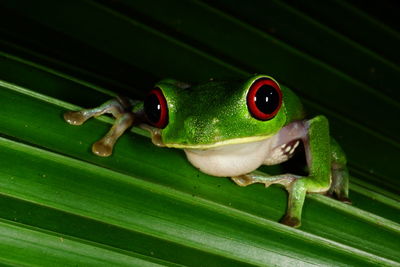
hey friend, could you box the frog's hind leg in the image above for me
[64,97,135,157]
[232,116,332,228]
[232,173,305,227]
[327,138,351,204]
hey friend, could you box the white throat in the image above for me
[184,137,278,177]
[183,121,306,177]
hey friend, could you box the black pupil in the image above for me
[255,85,280,114]
[144,93,161,124]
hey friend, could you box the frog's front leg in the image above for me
[232,116,331,228]
[64,97,137,157]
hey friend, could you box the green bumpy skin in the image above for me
[64,74,350,228]
[157,75,304,148]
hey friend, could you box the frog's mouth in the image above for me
[164,134,274,150]
[140,123,274,150]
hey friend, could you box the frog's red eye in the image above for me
[247,78,282,121]
[144,88,169,128]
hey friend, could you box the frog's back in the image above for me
[281,85,305,124]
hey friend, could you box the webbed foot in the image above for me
[92,112,134,157]
[64,110,90,125]
[326,166,351,204]
[280,214,301,228]
[329,139,351,204]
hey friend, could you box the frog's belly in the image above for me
[184,136,288,177]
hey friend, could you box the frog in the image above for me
[64,74,350,228]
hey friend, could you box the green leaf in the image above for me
[0,0,399,266]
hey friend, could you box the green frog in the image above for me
[64,74,350,227]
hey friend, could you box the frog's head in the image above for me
[143,75,289,149]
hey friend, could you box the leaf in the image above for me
[0,0,399,266]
